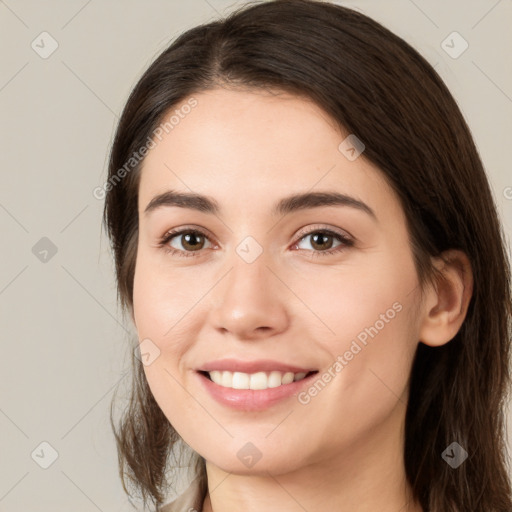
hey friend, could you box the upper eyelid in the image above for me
[295,224,353,240]
[162,224,353,248]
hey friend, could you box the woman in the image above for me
[104,0,512,510]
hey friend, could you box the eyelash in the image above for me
[158,226,354,259]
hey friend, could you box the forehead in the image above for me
[138,88,399,220]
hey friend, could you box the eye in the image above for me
[158,225,354,258]
[292,227,354,257]
[159,228,214,258]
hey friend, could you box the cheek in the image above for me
[297,285,417,451]
[298,249,419,403]
[132,253,209,418]
[141,360,201,452]
[133,256,198,436]
[292,253,417,352]
[132,253,198,339]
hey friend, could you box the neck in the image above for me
[201,402,423,512]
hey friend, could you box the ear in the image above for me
[418,249,473,347]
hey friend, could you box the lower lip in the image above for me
[196,371,318,411]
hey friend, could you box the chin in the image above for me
[203,442,308,476]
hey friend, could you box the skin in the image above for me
[132,88,473,512]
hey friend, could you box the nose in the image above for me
[209,253,289,340]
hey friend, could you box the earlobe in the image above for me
[418,249,473,347]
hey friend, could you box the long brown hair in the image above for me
[103,1,512,510]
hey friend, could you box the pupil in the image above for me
[184,233,202,250]
[313,233,332,250]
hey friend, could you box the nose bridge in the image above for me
[209,239,289,338]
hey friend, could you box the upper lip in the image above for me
[197,359,317,374]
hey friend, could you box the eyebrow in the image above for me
[143,189,377,221]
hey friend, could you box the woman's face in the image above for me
[133,88,424,475]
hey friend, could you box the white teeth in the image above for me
[232,372,250,389]
[281,372,294,385]
[250,371,268,390]
[207,370,309,390]
[267,371,283,388]
[220,371,232,387]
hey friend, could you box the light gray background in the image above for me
[1,0,511,510]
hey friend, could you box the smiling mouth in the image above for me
[198,370,318,390]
